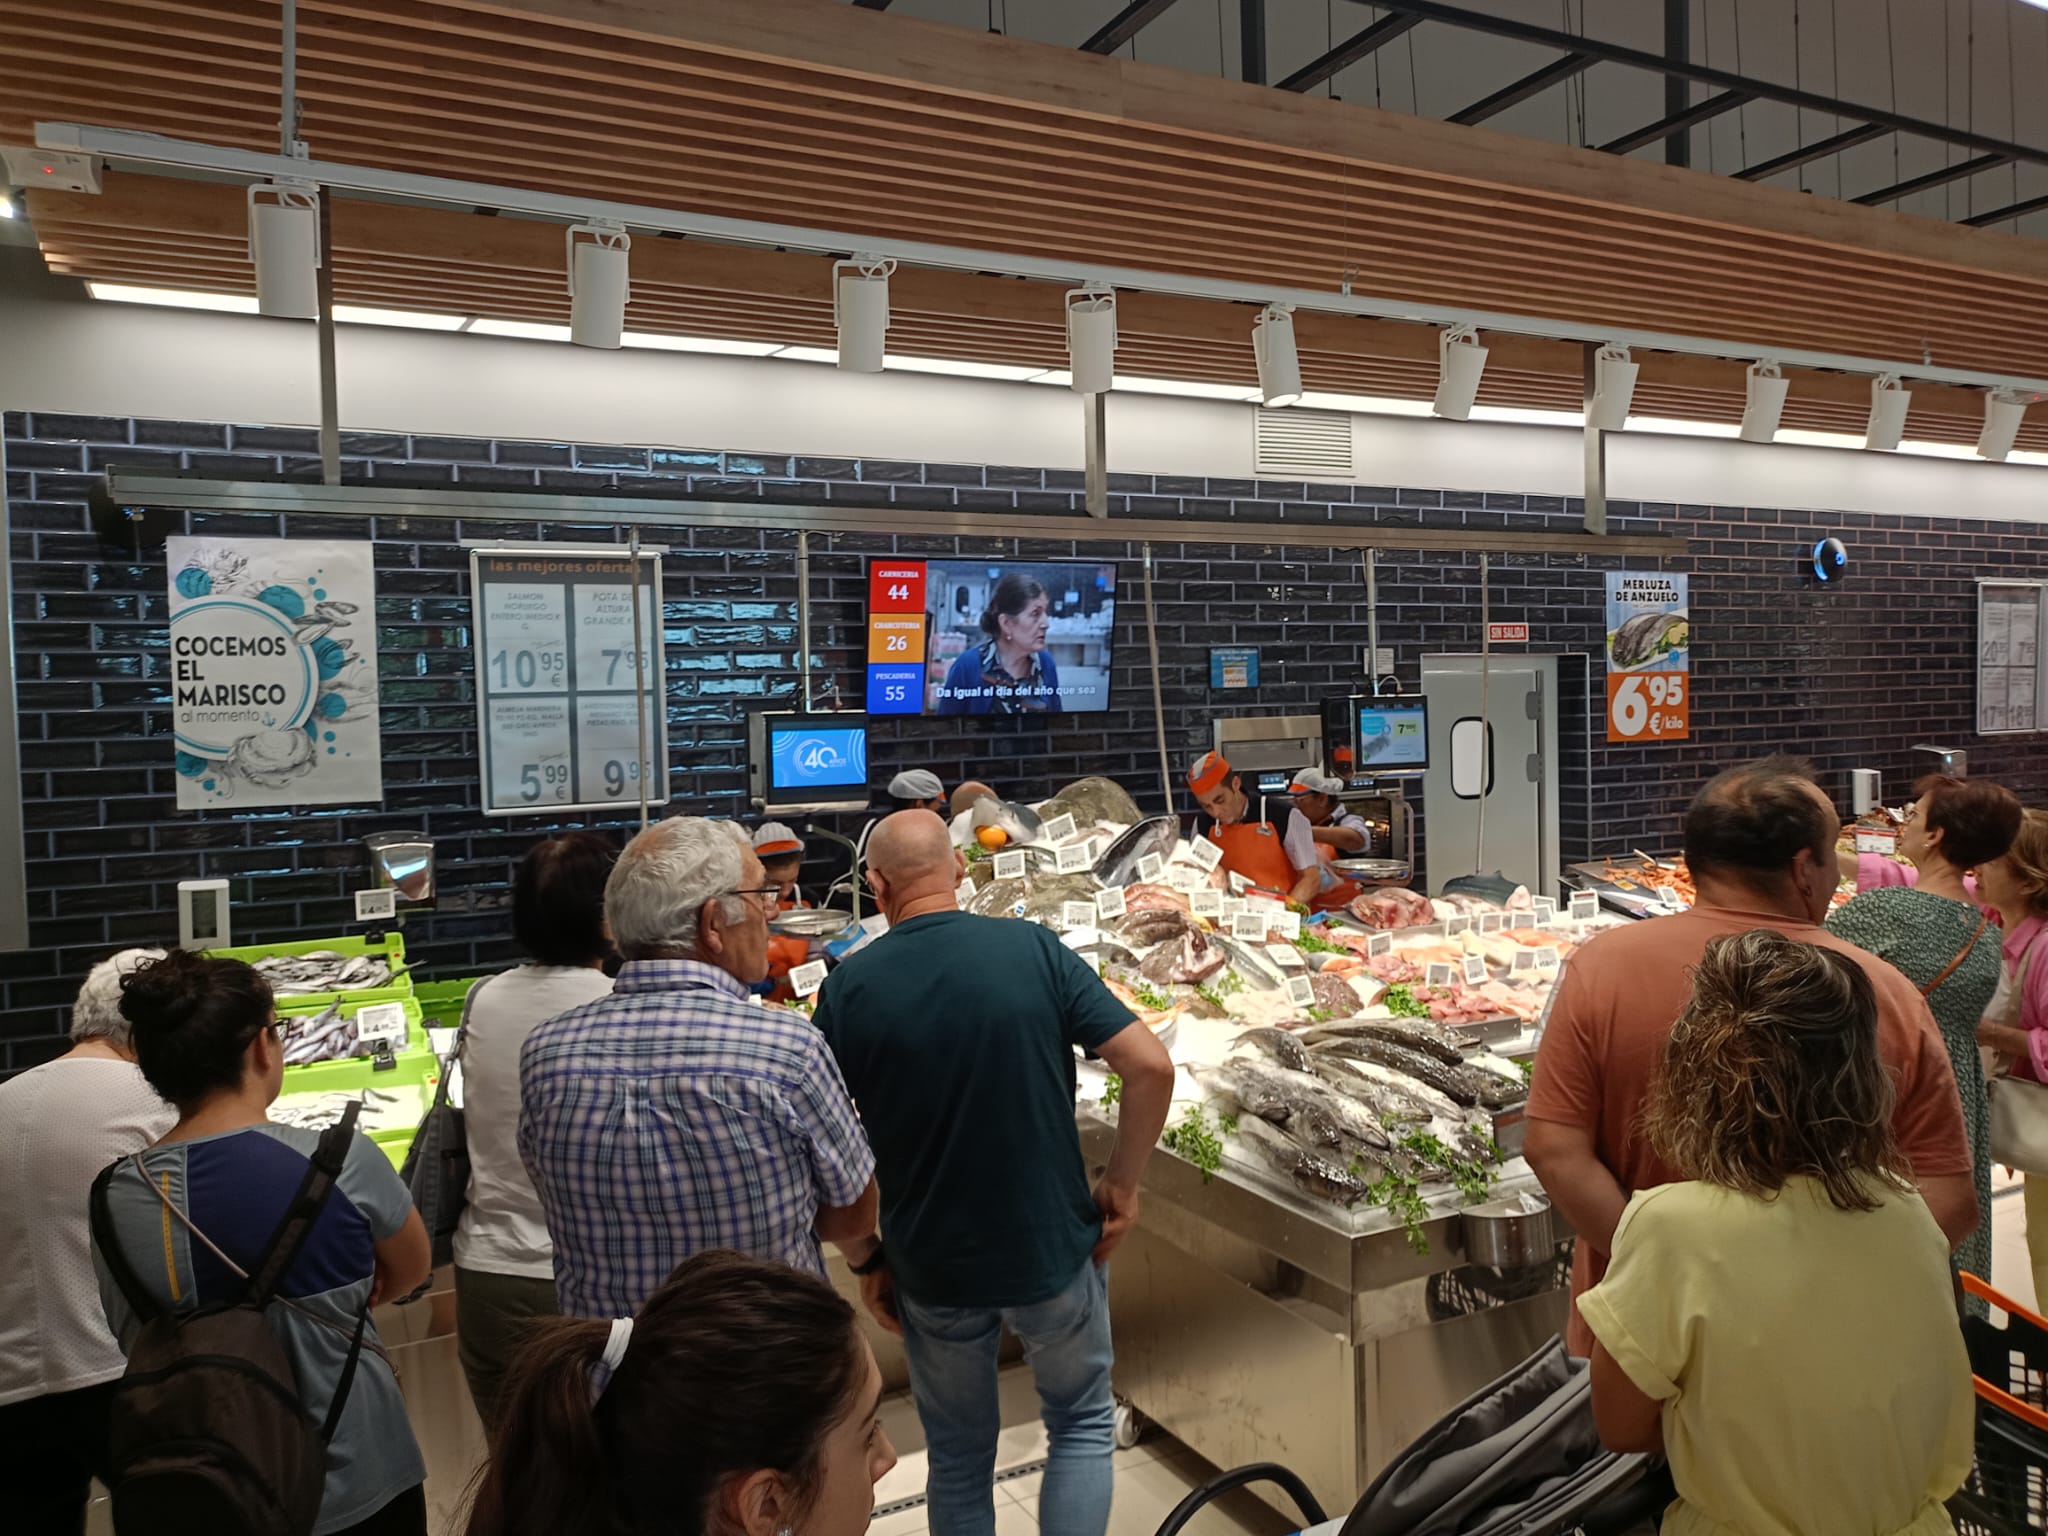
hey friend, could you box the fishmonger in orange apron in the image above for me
[1185,751,1311,903]
[754,821,813,1003]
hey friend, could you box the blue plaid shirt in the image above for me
[517,958,875,1318]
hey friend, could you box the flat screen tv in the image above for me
[923,559,1118,716]
[1356,700,1429,772]
[748,711,871,814]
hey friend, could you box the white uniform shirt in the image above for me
[0,1055,175,1404]
[1284,805,1372,890]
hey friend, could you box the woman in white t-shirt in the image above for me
[0,949,176,1533]
[453,832,617,1430]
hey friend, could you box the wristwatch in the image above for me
[848,1245,889,1277]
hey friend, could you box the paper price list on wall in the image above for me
[471,549,672,816]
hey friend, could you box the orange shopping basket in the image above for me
[1952,1275,2048,1535]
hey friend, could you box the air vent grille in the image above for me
[1254,407,1352,477]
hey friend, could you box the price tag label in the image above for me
[1189,837,1224,872]
[353,1002,408,1049]
[1532,896,1557,920]
[1055,843,1093,875]
[1136,852,1165,884]
[1462,955,1489,985]
[1367,932,1393,956]
[1220,897,1245,921]
[1265,942,1305,970]
[1569,892,1599,922]
[1228,870,1253,895]
[1169,863,1205,892]
[859,912,890,937]
[789,960,829,998]
[1273,911,1302,940]
[1607,667,1690,743]
[1062,901,1097,929]
[1190,889,1223,917]
[1853,830,1895,854]
[1232,910,1269,940]
[1426,961,1459,987]
[957,879,977,906]
[993,851,1026,881]
[1511,948,1540,972]
[1444,913,1471,936]
[1534,946,1562,970]
[1286,976,1316,1007]
[354,887,396,921]
[1541,912,1570,933]
[1043,813,1078,843]
[1094,887,1128,921]
[1478,910,1507,934]
[1060,927,1099,950]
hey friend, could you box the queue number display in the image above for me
[471,548,673,816]
[866,561,929,715]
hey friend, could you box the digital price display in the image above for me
[471,547,670,816]
[867,561,927,715]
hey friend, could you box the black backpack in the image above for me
[88,1105,372,1536]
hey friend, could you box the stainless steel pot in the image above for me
[1461,1192,1556,1269]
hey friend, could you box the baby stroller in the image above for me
[1152,1336,1671,1536]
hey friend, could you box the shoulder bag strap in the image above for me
[1922,913,1995,999]
[89,1159,162,1326]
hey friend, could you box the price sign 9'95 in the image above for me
[1607,670,1690,742]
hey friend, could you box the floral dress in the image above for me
[1828,886,2002,1292]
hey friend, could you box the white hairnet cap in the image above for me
[888,769,944,801]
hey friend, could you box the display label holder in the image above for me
[993,851,1027,881]
[1055,843,1093,875]
[789,960,829,998]
[1043,813,1078,843]
[1425,961,1459,988]
[1094,887,1128,921]
[1286,976,1316,1007]
[1265,942,1305,970]
[1062,901,1097,929]
[1367,932,1393,956]
[1136,852,1165,884]
[1232,910,1268,940]
[1191,889,1223,918]
[1462,955,1488,985]
[1189,838,1224,872]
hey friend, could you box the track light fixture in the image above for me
[1586,345,1637,431]
[1432,325,1488,421]
[1978,390,2028,462]
[1065,285,1117,395]
[1865,374,1912,451]
[1252,303,1302,408]
[566,222,630,350]
[247,181,320,320]
[1738,361,1789,443]
[834,255,894,373]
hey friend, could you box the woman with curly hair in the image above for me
[1581,929,1974,1536]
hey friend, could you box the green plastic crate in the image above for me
[209,933,414,1011]
[276,996,434,1092]
[412,976,486,1034]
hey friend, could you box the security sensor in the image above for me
[0,145,101,196]
[1810,537,1849,583]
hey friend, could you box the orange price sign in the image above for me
[867,614,926,665]
[1606,670,1690,742]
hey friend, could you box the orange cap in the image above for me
[1186,751,1232,794]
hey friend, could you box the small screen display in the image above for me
[769,725,869,793]
[1357,705,1428,770]
[190,889,218,934]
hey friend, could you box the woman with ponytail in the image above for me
[467,1250,896,1536]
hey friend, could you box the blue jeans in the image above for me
[899,1259,1117,1536]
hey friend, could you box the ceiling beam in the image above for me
[1240,0,1265,84]
[850,0,893,8]
[1662,0,1689,167]
[1079,0,1185,56]
[1734,124,1888,182]
[1852,153,2014,208]
[1965,191,2048,229]
[1274,13,1420,94]
[1446,53,1595,126]
[1599,89,1752,158]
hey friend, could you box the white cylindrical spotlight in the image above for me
[1978,390,2027,462]
[566,224,630,349]
[1432,324,1489,420]
[1865,374,1912,451]
[247,182,320,320]
[1587,345,1637,431]
[1739,361,1789,443]
[834,255,894,373]
[1065,286,1117,395]
[1253,303,1302,407]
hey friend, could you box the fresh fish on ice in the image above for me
[1214,933,1287,991]
[1036,776,1144,831]
[1232,1026,1311,1074]
[1093,816,1180,889]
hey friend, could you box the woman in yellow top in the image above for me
[1580,928,1975,1536]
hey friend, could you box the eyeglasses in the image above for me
[725,885,784,910]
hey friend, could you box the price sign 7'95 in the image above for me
[1607,670,1690,742]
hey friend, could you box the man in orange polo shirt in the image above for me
[1527,755,1976,1356]
[1186,751,1318,907]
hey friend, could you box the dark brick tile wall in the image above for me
[5,409,2048,1070]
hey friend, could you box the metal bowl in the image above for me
[1461,1192,1555,1269]
[1331,857,1409,881]
[769,908,858,940]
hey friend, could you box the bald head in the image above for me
[867,810,965,923]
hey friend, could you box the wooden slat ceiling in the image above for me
[6,0,2047,450]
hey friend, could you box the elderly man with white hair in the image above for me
[518,817,879,1318]
[0,948,176,1532]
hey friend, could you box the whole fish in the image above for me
[1232,1026,1311,1074]
[1303,1020,1465,1066]
[1189,1063,1289,1123]
[1139,928,1228,986]
[1322,1054,1467,1122]
[1093,816,1180,889]
[1317,1036,1483,1107]
[1214,933,1286,991]
[1236,1061,1392,1152]
[1117,907,1195,948]
[1309,1056,1435,1127]
[1235,1114,1369,1206]
[1037,776,1144,831]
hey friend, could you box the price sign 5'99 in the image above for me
[1607,670,1689,741]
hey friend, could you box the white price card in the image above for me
[1094,886,1128,921]
[1055,842,1093,875]
[1265,942,1305,970]
[1426,961,1460,987]
[1511,948,1541,972]
[1286,976,1317,1007]
[1273,911,1303,940]
[957,878,977,906]
[859,912,890,937]
[789,960,829,998]
[1062,901,1098,929]
[1478,910,1507,934]
[1189,837,1224,872]
[1228,870,1253,895]
[1462,955,1489,985]
[1060,927,1100,951]
[354,888,396,922]
[1169,863,1205,892]
[1367,931,1393,956]
[1444,913,1471,936]
[353,1002,408,1050]
[993,851,1027,881]
[1190,889,1223,917]
[1534,946,1562,970]
[1569,891,1599,922]
[1853,830,1895,854]
[1532,896,1557,919]
[1043,813,1078,843]
[1220,897,1246,921]
[1136,852,1165,884]
[1232,910,1269,940]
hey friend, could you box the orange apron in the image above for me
[1205,819,1299,900]
[765,897,811,1003]
[1308,838,1361,911]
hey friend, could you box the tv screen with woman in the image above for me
[926,560,1116,715]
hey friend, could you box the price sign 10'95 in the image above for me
[1606,670,1690,742]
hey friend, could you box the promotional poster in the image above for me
[1603,570,1690,743]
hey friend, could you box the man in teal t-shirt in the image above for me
[815,810,1173,1536]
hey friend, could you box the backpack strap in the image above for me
[244,1101,362,1308]
[320,1304,372,1442]
[89,1159,161,1326]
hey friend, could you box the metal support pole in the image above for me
[1084,393,1109,518]
[1663,0,1691,167]
[1364,548,1382,697]
[1142,543,1174,817]
[280,0,299,153]
[1240,0,1266,84]
[1582,343,1608,535]
[315,187,339,486]
[797,530,815,710]
[629,527,652,832]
